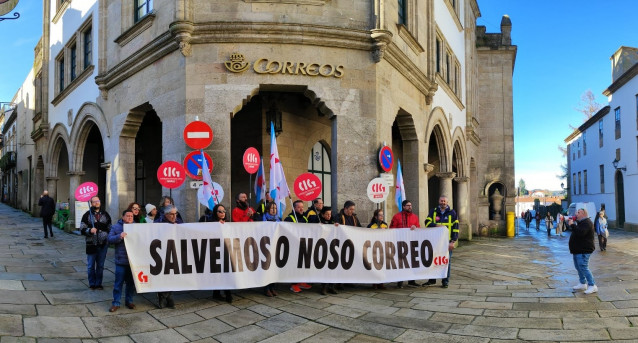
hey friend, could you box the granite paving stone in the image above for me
[157,312,206,327]
[316,314,405,340]
[82,312,167,337]
[322,304,368,318]
[562,316,631,329]
[361,312,450,332]
[246,304,283,317]
[609,327,638,340]
[471,316,563,329]
[258,321,327,343]
[446,323,519,339]
[217,309,266,328]
[174,318,234,340]
[277,303,330,320]
[35,304,92,317]
[129,328,189,343]
[255,312,308,333]
[213,324,276,343]
[0,314,23,336]
[395,329,490,343]
[299,327,357,343]
[23,316,90,338]
[518,328,611,341]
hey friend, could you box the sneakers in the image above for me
[572,283,587,291]
[584,285,598,294]
[298,283,312,290]
[290,284,302,293]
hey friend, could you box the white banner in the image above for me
[124,222,450,293]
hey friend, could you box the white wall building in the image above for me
[565,46,638,231]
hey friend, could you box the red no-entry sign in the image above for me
[183,121,213,149]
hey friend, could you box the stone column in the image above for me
[45,177,58,200]
[436,172,455,205]
[67,171,85,231]
[454,176,471,240]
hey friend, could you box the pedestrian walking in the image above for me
[545,212,554,237]
[535,211,541,231]
[38,190,56,238]
[568,208,597,294]
[595,210,608,251]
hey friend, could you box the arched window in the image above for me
[308,142,331,206]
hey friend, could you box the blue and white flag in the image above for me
[395,159,406,209]
[269,122,290,218]
[197,149,218,209]
[254,157,266,204]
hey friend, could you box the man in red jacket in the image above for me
[390,200,420,230]
[389,200,420,287]
[231,192,255,222]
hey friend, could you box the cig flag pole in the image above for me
[197,149,218,209]
[254,157,266,204]
[395,159,406,209]
[269,122,290,218]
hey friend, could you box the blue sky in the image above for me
[1,1,637,191]
[477,0,638,191]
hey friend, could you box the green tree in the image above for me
[518,179,527,195]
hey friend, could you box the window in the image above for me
[135,0,153,23]
[454,60,461,95]
[83,27,92,69]
[572,173,576,194]
[584,170,588,194]
[577,141,580,158]
[398,0,406,25]
[615,107,621,139]
[58,57,65,92]
[582,132,586,155]
[445,51,451,83]
[598,119,603,147]
[435,38,441,74]
[578,172,582,195]
[308,142,331,207]
[70,44,77,81]
[600,165,604,193]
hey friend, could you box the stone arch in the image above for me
[70,102,109,172]
[46,123,71,178]
[451,127,467,178]
[391,109,420,213]
[425,107,453,172]
[484,180,508,198]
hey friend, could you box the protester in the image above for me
[389,200,420,288]
[209,204,233,303]
[545,212,554,237]
[126,202,146,223]
[284,200,312,293]
[107,210,136,312]
[199,208,215,222]
[255,193,273,221]
[319,207,335,225]
[232,192,256,222]
[305,197,324,223]
[367,209,388,229]
[259,202,279,297]
[145,204,157,223]
[595,210,608,251]
[157,195,183,221]
[155,205,181,308]
[38,190,56,238]
[80,196,112,290]
[424,195,459,288]
[338,200,361,227]
[568,208,597,294]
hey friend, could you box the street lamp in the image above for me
[612,158,626,172]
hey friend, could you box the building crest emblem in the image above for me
[225,53,250,73]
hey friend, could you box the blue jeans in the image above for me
[572,253,595,286]
[443,250,452,285]
[112,264,136,306]
[87,244,109,287]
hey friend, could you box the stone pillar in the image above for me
[66,171,85,231]
[45,177,58,200]
[454,176,471,240]
[101,162,112,214]
[436,172,455,205]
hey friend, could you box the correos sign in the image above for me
[225,53,345,78]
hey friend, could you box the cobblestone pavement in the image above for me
[1,203,637,342]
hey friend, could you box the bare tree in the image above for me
[570,90,603,129]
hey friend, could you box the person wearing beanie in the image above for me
[145,204,157,223]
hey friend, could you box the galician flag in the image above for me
[197,149,218,209]
[254,157,266,204]
[269,122,290,218]
[395,159,406,209]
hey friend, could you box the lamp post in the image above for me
[612,158,626,172]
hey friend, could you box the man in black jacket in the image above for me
[38,190,56,238]
[80,196,112,290]
[568,208,597,294]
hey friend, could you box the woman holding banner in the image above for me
[259,202,279,297]
[211,204,233,303]
[155,205,181,308]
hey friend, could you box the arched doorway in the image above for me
[427,127,445,210]
[308,141,331,207]
[82,125,106,202]
[56,143,70,203]
[391,111,419,214]
[134,110,163,206]
[615,170,625,228]
[230,89,332,212]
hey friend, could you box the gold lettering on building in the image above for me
[225,53,344,78]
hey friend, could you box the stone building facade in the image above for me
[8,0,516,237]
